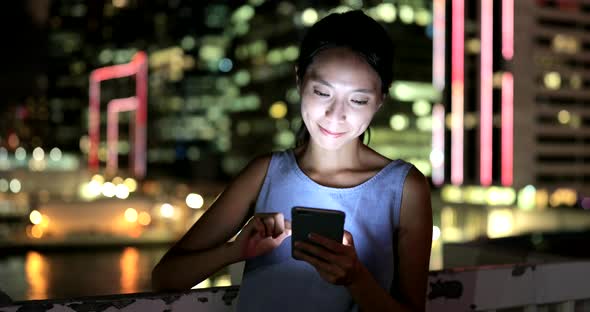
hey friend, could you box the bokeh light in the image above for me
[125,208,138,223]
[186,193,204,209]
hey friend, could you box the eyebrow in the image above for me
[309,76,376,94]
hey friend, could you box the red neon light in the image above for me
[89,51,148,178]
[432,103,445,186]
[480,0,493,186]
[107,97,138,175]
[433,0,446,91]
[501,72,514,186]
[451,0,464,185]
[502,0,514,60]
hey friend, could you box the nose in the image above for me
[325,99,346,121]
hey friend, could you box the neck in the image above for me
[298,139,364,173]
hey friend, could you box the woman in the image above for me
[152,10,432,312]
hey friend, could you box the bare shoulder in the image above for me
[233,153,273,185]
[403,166,430,196]
[400,166,432,225]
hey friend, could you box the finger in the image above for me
[273,213,285,238]
[342,230,354,246]
[261,216,275,237]
[295,241,339,263]
[253,217,266,236]
[308,233,346,252]
[292,249,344,277]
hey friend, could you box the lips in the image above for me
[318,125,346,138]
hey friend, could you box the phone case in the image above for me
[291,207,345,260]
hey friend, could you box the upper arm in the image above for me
[395,166,433,311]
[172,153,272,251]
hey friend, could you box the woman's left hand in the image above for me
[293,230,366,286]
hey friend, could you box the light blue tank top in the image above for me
[236,149,413,312]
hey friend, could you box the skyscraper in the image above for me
[436,0,589,197]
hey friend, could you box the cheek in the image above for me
[353,110,377,129]
[300,98,321,118]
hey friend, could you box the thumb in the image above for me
[343,230,354,246]
[284,219,292,236]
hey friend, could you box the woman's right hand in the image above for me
[234,213,292,260]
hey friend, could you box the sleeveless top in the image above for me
[235,149,413,312]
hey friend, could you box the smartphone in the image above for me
[291,206,346,260]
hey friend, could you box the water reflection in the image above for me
[2,247,167,301]
[120,247,139,294]
[25,251,48,300]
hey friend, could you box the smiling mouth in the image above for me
[318,125,346,138]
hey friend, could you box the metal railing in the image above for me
[2,261,589,312]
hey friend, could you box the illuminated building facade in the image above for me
[435,0,589,195]
[430,0,590,245]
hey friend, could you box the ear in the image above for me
[377,93,386,110]
[294,65,301,92]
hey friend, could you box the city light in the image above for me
[375,3,396,23]
[451,0,465,185]
[557,110,571,124]
[432,0,445,90]
[89,51,147,178]
[549,188,577,207]
[544,72,561,90]
[269,101,288,119]
[301,8,318,26]
[480,0,493,186]
[186,193,204,209]
[91,174,104,183]
[389,114,409,131]
[431,104,445,186]
[112,0,128,9]
[106,97,138,176]
[0,179,8,192]
[138,212,151,226]
[517,185,536,211]
[160,203,174,218]
[115,184,130,199]
[124,178,137,192]
[486,186,516,206]
[9,179,21,193]
[15,147,26,161]
[49,148,62,161]
[487,209,513,238]
[412,100,431,116]
[501,72,514,186]
[30,210,42,225]
[87,180,102,197]
[432,226,441,241]
[415,8,431,26]
[8,133,19,149]
[102,182,116,198]
[31,225,44,239]
[32,148,45,161]
[399,5,414,24]
[124,208,138,223]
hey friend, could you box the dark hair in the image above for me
[295,10,394,147]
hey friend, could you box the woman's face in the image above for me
[299,47,384,150]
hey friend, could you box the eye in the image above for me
[351,99,369,105]
[313,89,329,97]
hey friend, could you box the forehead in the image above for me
[305,47,381,90]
